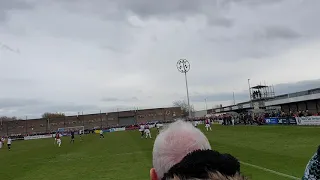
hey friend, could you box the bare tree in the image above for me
[0,116,22,121]
[42,112,65,119]
[173,100,195,117]
[0,116,23,126]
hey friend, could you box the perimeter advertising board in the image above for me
[24,134,52,140]
[264,118,278,125]
[296,116,320,125]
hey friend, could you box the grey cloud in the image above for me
[0,0,35,22]
[120,0,235,28]
[207,36,233,43]
[207,17,234,28]
[101,97,139,102]
[0,77,33,85]
[191,79,320,104]
[274,79,320,95]
[1,0,320,116]
[0,101,102,118]
[99,44,129,54]
[39,104,100,113]
[130,97,139,101]
[225,0,284,6]
[5,78,320,117]
[204,26,302,61]
[191,92,248,103]
[0,42,20,54]
[101,97,119,102]
[261,26,301,40]
[206,26,301,43]
[0,98,46,109]
[115,0,211,18]
[60,0,232,27]
[0,97,101,117]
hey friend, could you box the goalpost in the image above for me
[57,126,85,135]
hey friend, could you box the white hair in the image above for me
[152,120,211,179]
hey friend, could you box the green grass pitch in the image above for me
[0,125,319,180]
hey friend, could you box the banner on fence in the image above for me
[264,118,278,125]
[278,118,287,124]
[289,118,297,124]
[110,127,126,132]
[277,117,297,125]
[24,134,52,140]
[296,116,320,125]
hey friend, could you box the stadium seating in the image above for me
[82,113,105,130]
[26,119,47,135]
[2,107,182,136]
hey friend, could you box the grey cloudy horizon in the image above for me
[1,0,320,118]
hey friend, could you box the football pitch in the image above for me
[0,125,319,180]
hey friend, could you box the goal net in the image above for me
[57,126,85,135]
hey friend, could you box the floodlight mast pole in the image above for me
[248,79,252,107]
[177,59,192,118]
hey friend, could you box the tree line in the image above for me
[173,100,195,117]
[0,112,66,121]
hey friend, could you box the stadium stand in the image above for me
[0,107,182,136]
[48,117,65,132]
[82,113,105,130]
[106,112,119,127]
[136,107,180,124]
[64,115,81,128]
[26,118,47,135]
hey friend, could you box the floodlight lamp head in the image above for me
[176,59,190,73]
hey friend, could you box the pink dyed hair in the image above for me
[152,120,211,179]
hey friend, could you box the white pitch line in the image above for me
[240,161,300,180]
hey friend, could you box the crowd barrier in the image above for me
[264,117,297,125]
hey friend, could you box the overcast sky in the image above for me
[1,0,320,118]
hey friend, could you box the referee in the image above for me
[70,131,75,143]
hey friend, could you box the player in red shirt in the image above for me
[144,124,152,138]
[55,132,62,147]
[205,118,212,131]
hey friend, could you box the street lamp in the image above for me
[177,59,192,118]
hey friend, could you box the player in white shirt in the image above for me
[99,130,104,139]
[155,123,160,133]
[144,125,152,139]
[205,118,212,131]
[0,137,4,149]
[79,130,83,141]
[54,133,57,144]
[7,137,12,151]
[139,124,145,138]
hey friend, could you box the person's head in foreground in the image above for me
[302,145,320,180]
[151,120,246,180]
